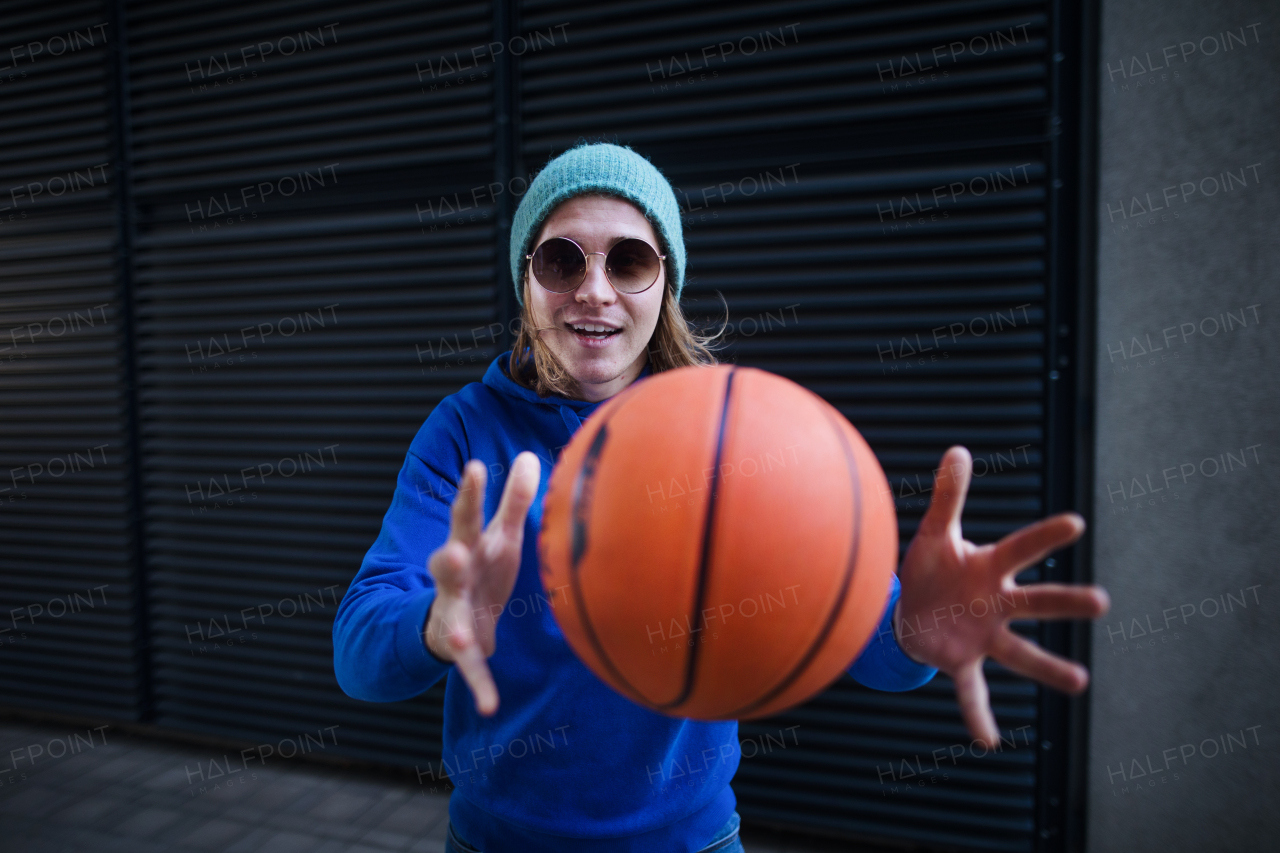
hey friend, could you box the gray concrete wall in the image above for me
[1088,1,1279,850]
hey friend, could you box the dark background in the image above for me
[0,2,1101,851]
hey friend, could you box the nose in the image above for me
[575,252,616,307]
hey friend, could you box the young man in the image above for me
[333,143,1108,853]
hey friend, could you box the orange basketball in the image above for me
[538,365,898,720]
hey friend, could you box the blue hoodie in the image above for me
[333,352,936,852]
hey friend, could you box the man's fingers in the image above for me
[445,613,501,716]
[1010,583,1110,621]
[990,512,1085,580]
[953,658,1001,750]
[991,629,1090,694]
[918,446,972,539]
[427,539,471,590]
[490,452,541,539]
[450,460,487,546]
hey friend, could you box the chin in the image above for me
[542,330,646,391]
[564,356,623,385]
[552,345,639,388]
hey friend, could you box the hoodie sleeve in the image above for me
[847,573,938,691]
[332,401,467,702]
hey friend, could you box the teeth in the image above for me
[572,323,615,333]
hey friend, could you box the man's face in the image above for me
[525,195,666,402]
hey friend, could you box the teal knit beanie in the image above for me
[509,142,685,306]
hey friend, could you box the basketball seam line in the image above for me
[722,404,864,720]
[570,425,608,568]
[658,366,736,712]
[569,418,651,706]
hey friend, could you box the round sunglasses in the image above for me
[526,236,666,295]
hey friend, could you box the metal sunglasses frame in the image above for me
[526,236,666,295]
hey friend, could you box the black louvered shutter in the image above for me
[124,0,498,766]
[0,1,1088,849]
[516,1,1083,851]
[0,3,145,719]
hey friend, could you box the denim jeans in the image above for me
[444,811,744,853]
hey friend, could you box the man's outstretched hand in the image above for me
[423,452,541,716]
[893,446,1110,748]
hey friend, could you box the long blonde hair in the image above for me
[509,275,725,400]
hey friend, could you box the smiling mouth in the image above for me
[566,322,621,340]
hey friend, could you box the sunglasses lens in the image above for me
[531,238,584,292]
[605,239,661,293]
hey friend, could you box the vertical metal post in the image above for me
[494,0,520,348]
[1064,0,1102,849]
[1039,0,1099,849]
[106,0,154,722]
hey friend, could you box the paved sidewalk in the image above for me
[0,719,450,852]
[0,719,860,853]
